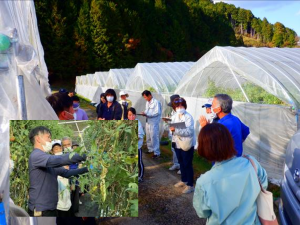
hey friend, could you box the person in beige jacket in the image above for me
[119,91,132,120]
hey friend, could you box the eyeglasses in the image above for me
[174,98,184,104]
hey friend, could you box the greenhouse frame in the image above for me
[125,62,194,94]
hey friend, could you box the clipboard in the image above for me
[169,122,186,129]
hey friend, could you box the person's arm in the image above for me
[173,114,194,137]
[241,121,250,142]
[54,167,88,178]
[193,182,212,219]
[138,120,145,139]
[46,153,86,168]
[146,101,160,118]
[97,104,103,119]
[113,102,123,120]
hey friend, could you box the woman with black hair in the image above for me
[97,89,122,120]
[96,93,106,116]
[128,107,145,182]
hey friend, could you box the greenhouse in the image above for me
[105,68,134,89]
[92,71,109,87]
[173,46,300,180]
[0,1,58,222]
[125,62,194,94]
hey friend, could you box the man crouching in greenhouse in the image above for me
[28,126,88,217]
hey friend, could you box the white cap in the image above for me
[202,98,213,108]
[51,140,61,147]
[119,91,128,96]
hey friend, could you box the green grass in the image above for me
[159,137,212,178]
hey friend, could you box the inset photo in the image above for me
[9,120,138,218]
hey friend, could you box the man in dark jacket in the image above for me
[28,126,88,217]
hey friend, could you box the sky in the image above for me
[213,1,300,36]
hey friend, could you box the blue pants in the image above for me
[146,123,160,155]
[175,146,194,186]
[138,148,144,179]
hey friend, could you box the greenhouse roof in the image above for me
[86,74,94,86]
[126,62,194,94]
[105,68,134,89]
[175,46,300,107]
[92,71,109,86]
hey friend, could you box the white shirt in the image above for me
[144,98,162,124]
[57,176,71,211]
[138,119,145,149]
[171,111,196,149]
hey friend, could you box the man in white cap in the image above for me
[200,98,219,124]
[51,140,72,217]
[119,91,132,120]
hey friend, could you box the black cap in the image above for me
[72,141,79,147]
[59,88,69,94]
[168,94,180,107]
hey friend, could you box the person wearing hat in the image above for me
[59,88,69,94]
[166,95,181,174]
[51,140,73,217]
[201,98,220,124]
[119,91,132,120]
[72,141,79,149]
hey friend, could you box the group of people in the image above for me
[145,92,270,224]
[96,89,132,120]
[46,88,89,120]
[45,86,271,224]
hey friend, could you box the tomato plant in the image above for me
[73,120,138,217]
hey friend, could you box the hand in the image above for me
[169,127,175,132]
[141,112,146,116]
[199,115,208,128]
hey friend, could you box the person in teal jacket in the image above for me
[193,123,268,225]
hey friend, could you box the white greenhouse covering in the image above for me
[105,68,134,89]
[86,74,94,86]
[173,46,300,181]
[0,1,58,223]
[175,46,300,108]
[126,62,194,94]
[92,71,109,86]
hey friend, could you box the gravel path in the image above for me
[101,150,206,225]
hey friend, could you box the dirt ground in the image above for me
[101,150,206,225]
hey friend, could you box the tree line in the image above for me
[34,0,298,81]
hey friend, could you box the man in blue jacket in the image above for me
[199,94,250,157]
